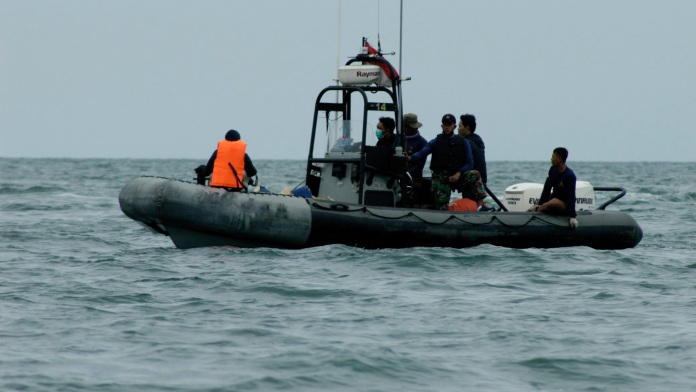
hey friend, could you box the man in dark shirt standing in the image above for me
[402,113,428,184]
[410,114,487,210]
[458,114,487,185]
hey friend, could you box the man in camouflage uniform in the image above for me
[409,114,486,210]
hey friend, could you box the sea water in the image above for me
[1,158,695,391]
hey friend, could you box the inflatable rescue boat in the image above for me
[119,40,643,250]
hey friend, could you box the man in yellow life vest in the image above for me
[194,129,257,191]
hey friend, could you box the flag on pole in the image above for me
[364,41,400,81]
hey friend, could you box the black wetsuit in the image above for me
[539,166,577,217]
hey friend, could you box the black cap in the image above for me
[225,129,241,141]
[441,114,456,126]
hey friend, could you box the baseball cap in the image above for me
[441,114,456,126]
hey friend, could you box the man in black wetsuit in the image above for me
[535,147,578,229]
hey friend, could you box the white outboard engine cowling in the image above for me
[503,181,596,212]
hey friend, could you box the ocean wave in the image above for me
[0,185,67,195]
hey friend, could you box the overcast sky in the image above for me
[1,0,694,161]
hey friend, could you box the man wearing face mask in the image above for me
[375,117,398,148]
[409,114,485,210]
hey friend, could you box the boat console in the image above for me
[304,40,409,207]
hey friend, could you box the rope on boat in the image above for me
[140,177,571,228]
[310,202,572,228]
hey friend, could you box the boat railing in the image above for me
[594,186,627,210]
[310,157,361,164]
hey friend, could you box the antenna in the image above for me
[399,0,403,76]
[398,0,404,138]
[333,0,343,150]
[336,0,342,75]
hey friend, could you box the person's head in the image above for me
[376,117,395,141]
[377,117,395,134]
[552,147,569,165]
[225,129,241,141]
[441,114,457,136]
[458,114,476,136]
[403,113,422,134]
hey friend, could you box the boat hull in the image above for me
[119,176,313,249]
[119,177,643,250]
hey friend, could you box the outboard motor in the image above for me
[503,181,596,212]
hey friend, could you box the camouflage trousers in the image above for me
[431,169,487,210]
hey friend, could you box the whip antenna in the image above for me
[377,0,382,53]
[399,0,403,76]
